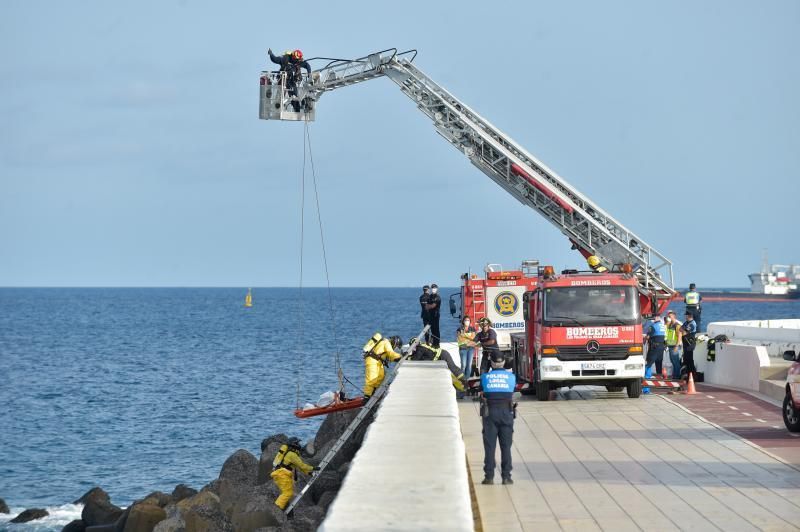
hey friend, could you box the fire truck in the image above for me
[451,261,645,399]
[260,49,678,399]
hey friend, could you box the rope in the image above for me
[304,120,344,391]
[296,122,307,411]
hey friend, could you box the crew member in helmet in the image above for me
[270,437,317,510]
[267,48,312,111]
[587,255,608,273]
[362,333,403,401]
[479,349,517,485]
[407,340,466,392]
[469,317,500,374]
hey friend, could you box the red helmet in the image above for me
[292,49,303,61]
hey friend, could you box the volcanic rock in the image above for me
[260,434,289,453]
[74,487,110,506]
[144,492,172,508]
[310,471,341,503]
[82,494,124,527]
[62,519,87,532]
[317,491,336,512]
[10,508,49,523]
[218,449,258,487]
[170,485,197,503]
[122,502,166,532]
[0,498,8,514]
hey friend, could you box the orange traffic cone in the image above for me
[686,372,697,395]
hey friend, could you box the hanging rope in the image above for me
[295,123,308,410]
[304,120,343,392]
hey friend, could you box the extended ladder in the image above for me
[284,326,429,515]
[260,49,676,313]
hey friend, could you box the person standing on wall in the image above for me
[425,283,442,347]
[681,311,698,379]
[684,283,702,331]
[419,285,431,340]
[665,311,683,379]
[479,349,517,485]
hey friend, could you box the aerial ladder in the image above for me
[259,48,677,315]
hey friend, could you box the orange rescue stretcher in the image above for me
[294,397,364,419]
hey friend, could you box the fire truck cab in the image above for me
[512,266,645,400]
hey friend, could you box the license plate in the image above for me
[581,362,605,371]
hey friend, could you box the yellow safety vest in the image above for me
[665,324,679,346]
[685,291,700,305]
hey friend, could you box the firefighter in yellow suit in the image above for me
[362,333,403,400]
[270,437,316,510]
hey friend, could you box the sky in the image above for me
[1,0,798,287]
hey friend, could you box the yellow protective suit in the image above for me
[363,338,402,396]
[270,444,314,510]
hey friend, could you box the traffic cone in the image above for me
[686,372,697,395]
[661,367,668,380]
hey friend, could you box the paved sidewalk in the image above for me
[459,387,800,531]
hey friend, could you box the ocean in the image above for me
[1,287,799,530]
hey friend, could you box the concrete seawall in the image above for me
[320,361,473,531]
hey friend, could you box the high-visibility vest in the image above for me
[666,324,679,346]
[685,291,700,305]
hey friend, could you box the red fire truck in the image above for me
[453,262,645,400]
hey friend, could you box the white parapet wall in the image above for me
[320,361,473,532]
[704,342,771,392]
[707,319,800,357]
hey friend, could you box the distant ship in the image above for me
[702,255,800,301]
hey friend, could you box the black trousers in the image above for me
[646,340,665,374]
[482,405,514,480]
[683,347,696,377]
[429,314,440,347]
[422,315,431,342]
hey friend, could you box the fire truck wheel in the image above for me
[535,381,551,402]
[626,379,642,398]
[605,385,624,393]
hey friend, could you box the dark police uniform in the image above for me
[645,319,666,375]
[480,367,516,482]
[419,288,431,338]
[427,290,442,347]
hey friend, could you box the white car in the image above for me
[782,350,800,432]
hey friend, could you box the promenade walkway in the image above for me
[460,387,800,531]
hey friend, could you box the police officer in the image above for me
[425,283,442,347]
[419,285,431,339]
[479,349,516,485]
[644,315,666,376]
[684,283,702,331]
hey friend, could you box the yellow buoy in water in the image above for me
[244,288,253,308]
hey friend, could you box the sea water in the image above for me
[1,287,798,530]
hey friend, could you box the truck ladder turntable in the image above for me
[260,48,676,314]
